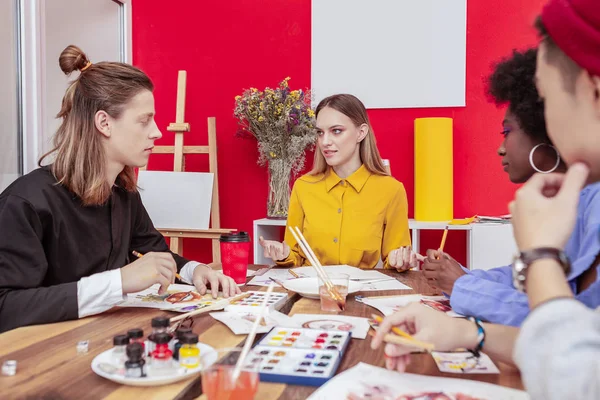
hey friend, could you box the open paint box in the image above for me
[246,326,351,386]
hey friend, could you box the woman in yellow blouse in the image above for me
[259,94,421,270]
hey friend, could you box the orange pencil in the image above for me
[132,251,183,281]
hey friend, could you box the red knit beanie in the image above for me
[541,0,600,77]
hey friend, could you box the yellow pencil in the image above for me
[367,330,434,352]
[132,250,183,281]
[439,229,449,252]
[289,269,299,278]
[434,228,449,260]
[371,314,415,341]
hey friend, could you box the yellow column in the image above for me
[414,118,453,221]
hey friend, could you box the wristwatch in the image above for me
[512,247,571,293]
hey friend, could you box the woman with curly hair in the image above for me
[418,48,600,326]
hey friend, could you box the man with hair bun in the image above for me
[0,45,239,333]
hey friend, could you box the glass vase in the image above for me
[266,159,292,219]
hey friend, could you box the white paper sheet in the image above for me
[432,352,500,374]
[137,170,214,230]
[247,268,302,286]
[210,309,296,335]
[289,314,370,340]
[360,279,412,292]
[359,294,462,318]
[308,362,529,400]
[292,265,390,280]
[312,0,467,109]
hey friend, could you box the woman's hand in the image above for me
[388,246,425,271]
[370,303,478,372]
[422,250,466,293]
[259,236,291,261]
[510,163,589,251]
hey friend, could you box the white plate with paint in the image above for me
[282,277,364,299]
[91,342,218,386]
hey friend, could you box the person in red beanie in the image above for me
[371,1,600,399]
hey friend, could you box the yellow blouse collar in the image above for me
[325,164,371,193]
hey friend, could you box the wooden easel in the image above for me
[145,70,235,262]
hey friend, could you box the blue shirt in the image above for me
[450,182,600,327]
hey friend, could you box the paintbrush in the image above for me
[231,283,275,382]
[269,277,287,288]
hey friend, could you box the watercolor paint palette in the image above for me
[169,291,288,313]
[259,327,351,352]
[248,346,342,386]
[248,326,351,386]
[224,291,288,312]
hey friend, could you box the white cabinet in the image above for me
[253,218,518,270]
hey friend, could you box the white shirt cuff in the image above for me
[77,269,125,318]
[180,261,209,284]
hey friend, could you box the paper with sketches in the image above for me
[117,284,226,311]
[248,265,397,287]
[289,314,370,339]
[247,268,303,286]
[293,265,390,281]
[210,309,296,335]
[359,294,463,317]
[432,352,500,374]
[361,279,412,291]
[308,362,529,400]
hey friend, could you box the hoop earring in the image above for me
[529,143,561,174]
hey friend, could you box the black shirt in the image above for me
[0,167,189,333]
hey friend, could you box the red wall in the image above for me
[132,0,545,266]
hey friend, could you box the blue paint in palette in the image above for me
[246,326,351,386]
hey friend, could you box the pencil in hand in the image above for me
[132,250,183,281]
[371,314,414,341]
[367,330,434,352]
[435,228,449,260]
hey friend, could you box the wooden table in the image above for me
[0,267,523,399]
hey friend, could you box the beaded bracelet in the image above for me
[467,316,485,357]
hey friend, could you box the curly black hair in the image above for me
[487,48,548,142]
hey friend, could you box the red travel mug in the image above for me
[219,232,251,284]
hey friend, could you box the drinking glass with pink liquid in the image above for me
[201,348,259,400]
[318,273,349,312]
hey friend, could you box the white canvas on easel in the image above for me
[311,0,467,109]
[137,170,214,230]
